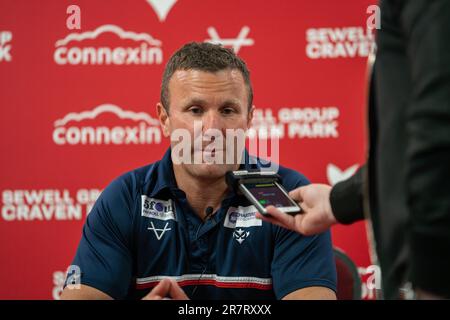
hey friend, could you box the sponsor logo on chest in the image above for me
[141,196,176,221]
[224,205,262,229]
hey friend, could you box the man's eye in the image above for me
[189,107,203,114]
[222,108,235,115]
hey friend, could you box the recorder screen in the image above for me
[243,183,294,208]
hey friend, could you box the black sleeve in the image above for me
[399,0,450,297]
[329,166,365,225]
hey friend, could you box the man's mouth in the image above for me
[194,148,224,154]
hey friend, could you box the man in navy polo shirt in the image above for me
[61,42,337,300]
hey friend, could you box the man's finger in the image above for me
[155,278,172,294]
[168,279,189,300]
[265,205,296,227]
[142,278,172,300]
[292,213,308,235]
[288,187,305,202]
[256,212,289,229]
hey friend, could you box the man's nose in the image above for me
[202,110,224,132]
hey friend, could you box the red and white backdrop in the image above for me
[0,0,377,299]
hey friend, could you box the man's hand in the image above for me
[256,184,337,236]
[415,288,445,300]
[142,278,189,300]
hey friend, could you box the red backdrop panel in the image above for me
[0,0,377,299]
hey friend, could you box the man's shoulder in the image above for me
[246,154,310,190]
[105,160,162,197]
[276,164,310,190]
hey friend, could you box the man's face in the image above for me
[157,68,253,180]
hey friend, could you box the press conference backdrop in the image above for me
[0,0,377,299]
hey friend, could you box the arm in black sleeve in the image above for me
[329,165,365,225]
[400,0,450,297]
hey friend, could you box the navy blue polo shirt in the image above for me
[67,148,336,299]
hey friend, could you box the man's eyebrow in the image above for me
[182,98,242,108]
[182,98,208,108]
[219,100,242,107]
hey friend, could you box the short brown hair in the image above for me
[160,42,253,112]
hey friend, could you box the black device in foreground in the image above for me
[226,170,302,216]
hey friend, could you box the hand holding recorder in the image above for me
[226,170,302,215]
[256,182,338,236]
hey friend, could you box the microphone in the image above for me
[205,206,214,220]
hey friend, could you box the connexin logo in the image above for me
[52,104,162,145]
[54,24,163,65]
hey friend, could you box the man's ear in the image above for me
[157,103,170,137]
[247,105,255,128]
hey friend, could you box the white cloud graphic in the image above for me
[55,24,161,47]
[54,104,160,127]
[326,163,359,186]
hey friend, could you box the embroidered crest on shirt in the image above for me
[233,228,250,244]
[147,221,172,240]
